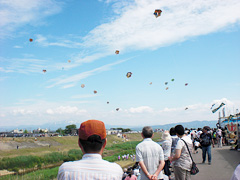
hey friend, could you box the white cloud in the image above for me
[0,98,239,127]
[46,106,87,115]
[47,58,129,88]
[13,109,33,115]
[82,0,240,52]
[128,106,153,113]
[13,45,23,48]
[35,34,82,48]
[0,57,47,74]
[0,0,62,38]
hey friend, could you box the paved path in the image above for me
[191,146,240,180]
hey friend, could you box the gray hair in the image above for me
[142,126,153,138]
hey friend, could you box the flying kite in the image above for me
[166,87,169,90]
[68,60,71,63]
[153,9,162,18]
[126,72,132,78]
[185,107,188,110]
[81,84,85,88]
[210,104,215,109]
[107,102,109,104]
[212,102,225,113]
[149,82,152,85]
[165,82,168,85]
[116,108,119,111]
[185,83,188,86]
[94,90,97,94]
[171,79,175,81]
[42,69,47,73]
[115,50,119,54]
[29,38,33,42]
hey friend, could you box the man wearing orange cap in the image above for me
[57,120,123,180]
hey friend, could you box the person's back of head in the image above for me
[175,125,185,136]
[170,127,176,136]
[142,126,153,138]
[78,120,107,153]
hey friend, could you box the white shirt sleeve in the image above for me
[136,145,143,162]
[175,139,184,150]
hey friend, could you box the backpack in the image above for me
[213,132,216,138]
[201,134,211,146]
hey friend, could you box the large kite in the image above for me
[212,103,225,113]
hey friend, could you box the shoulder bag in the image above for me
[181,139,199,175]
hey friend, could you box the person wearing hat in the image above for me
[136,126,165,180]
[57,120,123,180]
[162,131,172,180]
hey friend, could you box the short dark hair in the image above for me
[142,126,153,138]
[170,127,176,136]
[174,125,184,136]
[79,135,106,153]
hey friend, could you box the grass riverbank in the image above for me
[0,132,162,179]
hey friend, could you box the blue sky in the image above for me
[0,0,240,128]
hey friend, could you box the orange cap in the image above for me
[79,120,106,140]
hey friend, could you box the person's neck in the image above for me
[178,134,185,138]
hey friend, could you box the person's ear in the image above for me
[152,133,154,138]
[78,138,85,154]
[103,138,107,148]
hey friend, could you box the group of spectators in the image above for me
[57,119,237,180]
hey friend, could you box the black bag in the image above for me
[181,139,199,175]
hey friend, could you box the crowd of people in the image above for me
[57,119,238,180]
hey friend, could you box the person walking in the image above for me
[200,126,215,165]
[57,119,123,180]
[136,126,165,180]
[169,125,193,180]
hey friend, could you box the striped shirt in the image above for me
[57,153,123,180]
[136,138,164,180]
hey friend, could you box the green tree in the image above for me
[23,129,28,133]
[64,124,76,134]
[56,128,65,135]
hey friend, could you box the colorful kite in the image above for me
[185,107,188,110]
[81,84,85,88]
[94,90,97,94]
[107,102,109,104]
[116,108,119,111]
[126,72,132,78]
[166,87,169,90]
[149,82,152,85]
[29,38,33,42]
[165,82,168,85]
[212,102,225,113]
[153,9,162,18]
[171,79,175,81]
[115,50,119,54]
[68,60,71,63]
[185,83,188,86]
[42,69,47,73]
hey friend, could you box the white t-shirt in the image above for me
[174,135,193,171]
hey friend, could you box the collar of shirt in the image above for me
[143,138,153,142]
[82,153,102,160]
